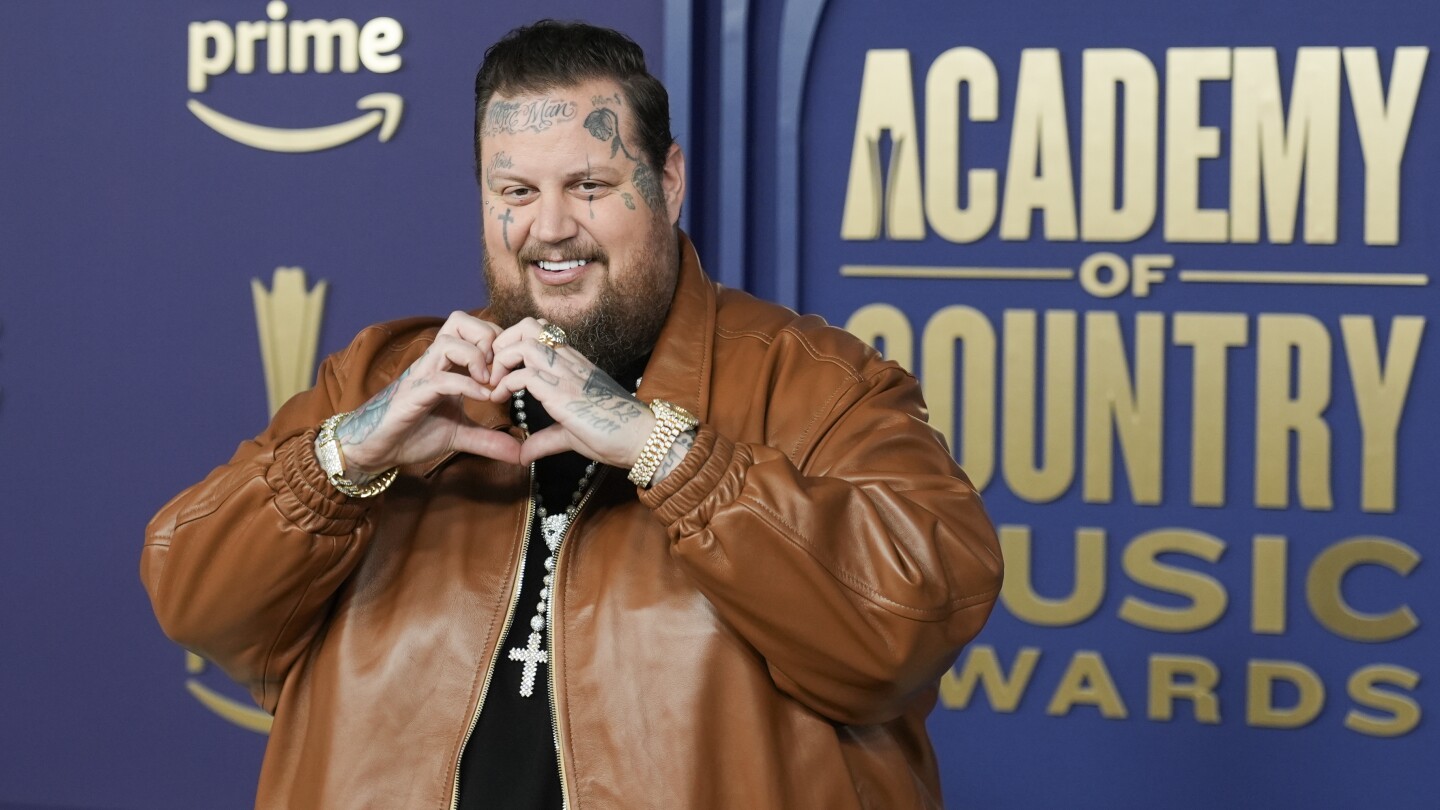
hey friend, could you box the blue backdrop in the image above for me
[2,1,1432,808]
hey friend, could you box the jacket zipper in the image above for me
[448,463,537,810]
[549,467,608,810]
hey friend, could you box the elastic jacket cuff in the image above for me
[638,425,740,530]
[269,428,373,536]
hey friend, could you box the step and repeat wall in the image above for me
[1,1,1432,808]
[1,3,664,808]
[785,1,1435,808]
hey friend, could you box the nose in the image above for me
[529,191,579,245]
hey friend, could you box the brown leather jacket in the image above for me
[143,239,1002,809]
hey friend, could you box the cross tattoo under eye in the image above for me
[497,208,514,250]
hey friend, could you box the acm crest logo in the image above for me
[188,1,405,152]
[184,267,328,733]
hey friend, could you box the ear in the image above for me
[661,143,686,226]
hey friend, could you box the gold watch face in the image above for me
[655,400,698,426]
[316,435,344,478]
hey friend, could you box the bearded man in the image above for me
[143,20,1002,810]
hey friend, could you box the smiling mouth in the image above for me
[536,259,591,272]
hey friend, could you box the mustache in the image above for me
[517,241,609,265]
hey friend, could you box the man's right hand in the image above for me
[333,312,523,477]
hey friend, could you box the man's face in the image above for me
[479,79,686,373]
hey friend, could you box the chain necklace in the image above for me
[506,389,598,698]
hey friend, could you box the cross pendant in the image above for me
[507,631,548,697]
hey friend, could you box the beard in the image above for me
[483,218,679,376]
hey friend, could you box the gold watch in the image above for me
[316,412,398,498]
[628,400,699,487]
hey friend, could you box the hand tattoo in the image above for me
[564,370,644,435]
[337,367,411,446]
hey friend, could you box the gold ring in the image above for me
[536,323,568,350]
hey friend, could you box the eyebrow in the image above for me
[489,165,625,184]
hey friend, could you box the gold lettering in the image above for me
[1083,312,1164,504]
[1254,314,1332,510]
[1120,528,1228,632]
[287,18,361,74]
[844,303,914,372]
[923,306,997,489]
[1345,665,1421,738]
[1149,655,1221,723]
[1251,534,1288,635]
[1247,660,1324,729]
[1307,537,1419,642]
[999,525,1105,626]
[1341,316,1424,513]
[925,47,999,243]
[267,16,286,74]
[1000,49,1078,241]
[1003,310,1077,501]
[1081,49,1159,241]
[1343,47,1429,245]
[1173,313,1248,506]
[939,645,1042,712]
[188,21,235,92]
[1164,48,1230,242]
[234,21,266,75]
[1047,651,1127,719]
[841,50,925,240]
[1230,48,1340,244]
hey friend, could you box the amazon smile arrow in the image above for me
[187,92,403,153]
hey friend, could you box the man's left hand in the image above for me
[486,318,656,467]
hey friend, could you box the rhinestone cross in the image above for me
[507,631,548,697]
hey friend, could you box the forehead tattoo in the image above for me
[584,104,665,213]
[484,97,578,136]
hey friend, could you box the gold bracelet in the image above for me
[628,400,699,487]
[315,413,398,498]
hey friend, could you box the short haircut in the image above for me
[474,20,674,178]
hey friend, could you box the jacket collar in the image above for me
[636,231,715,421]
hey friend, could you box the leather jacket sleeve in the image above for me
[640,358,1002,727]
[140,324,415,713]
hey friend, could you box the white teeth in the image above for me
[537,259,590,272]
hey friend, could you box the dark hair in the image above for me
[474,21,673,176]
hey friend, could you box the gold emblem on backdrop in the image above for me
[182,267,330,734]
[252,267,329,415]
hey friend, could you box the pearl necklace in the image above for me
[506,389,598,698]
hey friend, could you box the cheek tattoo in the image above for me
[497,207,514,251]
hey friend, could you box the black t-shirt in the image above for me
[458,365,643,810]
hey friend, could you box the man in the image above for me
[143,20,1002,809]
